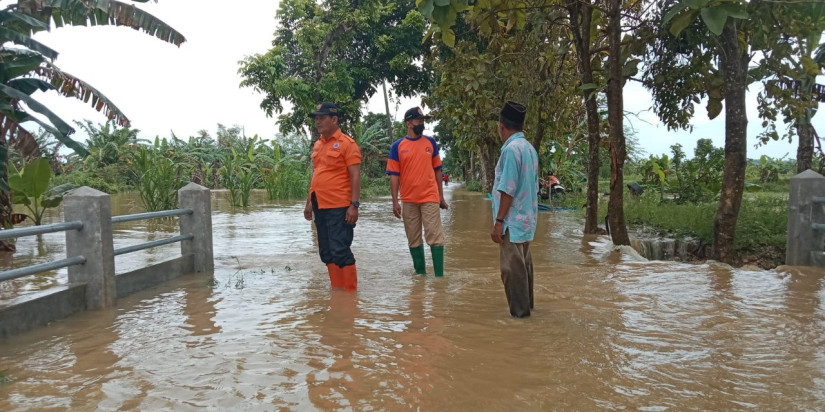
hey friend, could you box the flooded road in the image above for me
[1,185,825,410]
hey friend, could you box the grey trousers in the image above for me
[499,232,534,318]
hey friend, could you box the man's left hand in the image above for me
[439,198,449,210]
[346,205,359,225]
[491,221,503,244]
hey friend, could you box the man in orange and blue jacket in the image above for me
[386,106,449,277]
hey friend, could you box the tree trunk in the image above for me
[0,119,15,251]
[532,97,546,151]
[478,140,500,193]
[567,0,602,234]
[605,0,629,245]
[382,81,394,141]
[713,20,750,264]
[796,122,814,173]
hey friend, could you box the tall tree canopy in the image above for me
[239,0,433,137]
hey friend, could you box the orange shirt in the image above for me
[309,129,362,209]
[386,135,442,203]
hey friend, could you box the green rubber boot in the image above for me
[431,245,444,277]
[410,245,427,275]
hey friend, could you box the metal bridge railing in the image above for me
[0,209,194,283]
[0,183,213,339]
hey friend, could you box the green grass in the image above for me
[360,176,390,198]
[562,188,789,254]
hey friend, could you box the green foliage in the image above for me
[76,120,142,168]
[130,139,189,212]
[239,0,431,135]
[50,165,127,194]
[266,160,310,200]
[754,1,825,146]
[669,139,725,203]
[465,180,483,192]
[636,153,671,199]
[356,113,396,178]
[360,175,390,198]
[8,158,72,225]
[219,146,260,207]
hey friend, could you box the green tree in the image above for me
[239,0,432,141]
[648,0,755,263]
[565,0,609,234]
[754,1,825,173]
[76,120,141,169]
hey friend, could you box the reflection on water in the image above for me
[2,186,825,410]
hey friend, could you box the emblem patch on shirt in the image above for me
[332,142,340,151]
[425,147,432,154]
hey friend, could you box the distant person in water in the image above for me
[386,106,449,277]
[490,101,539,318]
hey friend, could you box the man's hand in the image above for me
[304,201,313,221]
[346,205,359,225]
[392,201,402,219]
[491,221,503,243]
[439,197,449,210]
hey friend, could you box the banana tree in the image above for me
[0,0,185,249]
[8,157,73,225]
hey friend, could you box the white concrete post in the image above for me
[178,182,214,272]
[64,186,116,309]
[786,169,825,266]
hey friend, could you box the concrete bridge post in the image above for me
[786,169,825,266]
[64,186,116,309]
[178,183,214,272]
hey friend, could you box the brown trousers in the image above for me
[499,231,534,318]
[402,202,445,247]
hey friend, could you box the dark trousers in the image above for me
[499,231,534,318]
[312,193,355,268]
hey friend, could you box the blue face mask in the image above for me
[413,124,425,136]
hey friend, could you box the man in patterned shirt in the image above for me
[490,101,539,318]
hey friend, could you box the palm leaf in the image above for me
[0,27,58,59]
[0,49,48,82]
[0,84,89,156]
[0,82,73,135]
[35,63,131,128]
[28,0,185,46]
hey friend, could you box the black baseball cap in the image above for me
[403,106,431,122]
[309,102,340,117]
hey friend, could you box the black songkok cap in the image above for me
[499,100,526,127]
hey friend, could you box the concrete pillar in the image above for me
[179,182,214,272]
[64,186,116,309]
[786,169,825,266]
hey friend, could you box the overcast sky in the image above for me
[25,0,822,161]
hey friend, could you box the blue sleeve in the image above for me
[388,139,401,162]
[427,136,440,157]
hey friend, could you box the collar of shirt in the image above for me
[501,131,525,150]
[404,135,426,141]
[321,128,345,142]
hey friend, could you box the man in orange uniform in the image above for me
[303,102,362,291]
[386,107,449,277]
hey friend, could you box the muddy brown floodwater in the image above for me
[1,185,824,411]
